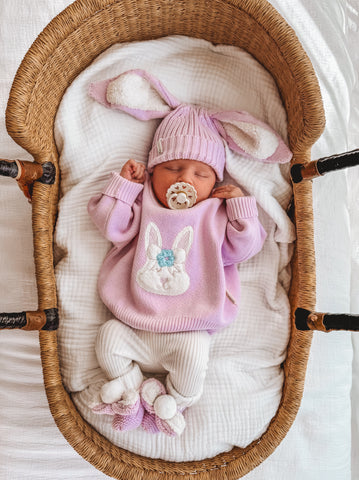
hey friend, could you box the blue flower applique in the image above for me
[157,249,175,268]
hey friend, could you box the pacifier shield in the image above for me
[166,182,198,210]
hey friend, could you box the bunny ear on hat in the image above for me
[212,111,292,164]
[88,69,181,120]
[89,68,292,166]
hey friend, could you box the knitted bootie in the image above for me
[140,378,167,414]
[140,378,186,437]
[92,389,144,432]
[112,390,144,432]
[112,389,141,415]
[154,394,186,437]
[155,410,186,437]
[141,411,160,434]
[139,377,166,433]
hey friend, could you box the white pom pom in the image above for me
[154,395,177,420]
[100,378,124,404]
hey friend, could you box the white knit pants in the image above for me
[96,319,211,408]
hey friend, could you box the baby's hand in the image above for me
[120,159,146,184]
[211,184,244,199]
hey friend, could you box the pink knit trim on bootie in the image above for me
[112,402,144,432]
[141,410,161,434]
[112,390,141,415]
[111,390,145,431]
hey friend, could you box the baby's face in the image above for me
[151,159,217,208]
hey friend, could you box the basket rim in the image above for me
[5,0,325,153]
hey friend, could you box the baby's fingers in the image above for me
[132,162,146,183]
[212,185,244,199]
[120,159,146,183]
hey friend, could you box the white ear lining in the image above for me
[145,222,163,250]
[106,73,171,113]
[222,121,279,160]
[172,226,194,255]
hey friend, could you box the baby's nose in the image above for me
[178,170,193,184]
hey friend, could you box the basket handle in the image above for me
[290,148,359,183]
[292,148,359,331]
[0,159,56,201]
[295,309,359,332]
[0,309,58,331]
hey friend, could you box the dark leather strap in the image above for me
[295,308,359,332]
[0,308,58,331]
[291,148,359,183]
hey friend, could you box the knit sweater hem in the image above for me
[106,301,232,335]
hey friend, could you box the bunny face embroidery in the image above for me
[136,222,194,296]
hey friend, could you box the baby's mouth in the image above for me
[166,182,198,210]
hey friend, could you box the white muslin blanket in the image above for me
[54,35,295,461]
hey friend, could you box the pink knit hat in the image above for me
[148,105,225,180]
[88,69,292,181]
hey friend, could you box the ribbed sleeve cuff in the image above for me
[102,172,144,205]
[226,196,258,220]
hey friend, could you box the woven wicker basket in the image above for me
[1,0,358,478]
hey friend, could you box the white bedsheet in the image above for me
[0,0,357,479]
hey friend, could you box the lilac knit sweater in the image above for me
[88,173,267,334]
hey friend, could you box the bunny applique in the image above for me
[136,222,193,296]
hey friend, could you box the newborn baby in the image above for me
[87,69,291,437]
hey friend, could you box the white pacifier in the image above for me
[166,182,198,210]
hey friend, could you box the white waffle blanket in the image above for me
[54,35,296,461]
